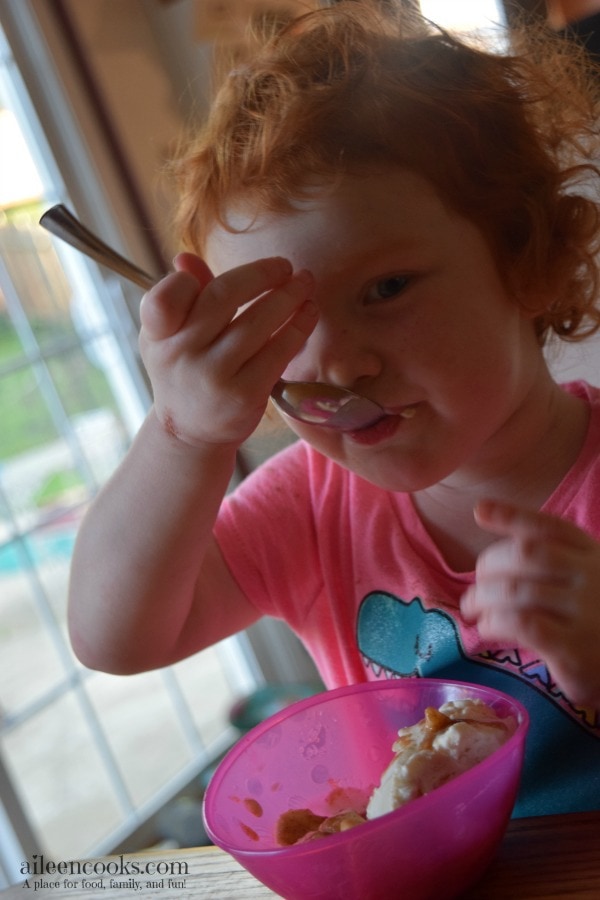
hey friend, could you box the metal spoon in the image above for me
[39,204,156,291]
[39,204,386,430]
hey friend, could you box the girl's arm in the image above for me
[68,253,317,674]
[68,410,256,673]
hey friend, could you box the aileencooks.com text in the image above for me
[20,854,189,878]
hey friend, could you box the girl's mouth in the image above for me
[346,405,417,445]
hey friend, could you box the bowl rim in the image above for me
[203,677,530,857]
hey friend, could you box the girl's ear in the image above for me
[502,259,551,318]
[514,281,560,346]
[503,265,553,344]
[517,291,549,321]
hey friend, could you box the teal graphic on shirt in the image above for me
[356,592,600,817]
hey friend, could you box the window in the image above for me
[420,0,506,33]
[0,13,261,886]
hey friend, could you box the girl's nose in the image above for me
[284,317,382,389]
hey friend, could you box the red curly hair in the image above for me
[174,0,600,344]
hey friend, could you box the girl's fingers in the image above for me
[140,253,214,341]
[141,253,297,346]
[462,590,566,652]
[183,256,295,344]
[214,270,316,361]
[173,251,214,283]
[474,534,585,588]
[238,296,319,390]
[474,499,592,550]
[462,576,576,622]
[466,501,600,707]
[470,498,594,593]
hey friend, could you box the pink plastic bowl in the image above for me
[203,679,529,900]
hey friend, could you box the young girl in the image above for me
[68,2,600,816]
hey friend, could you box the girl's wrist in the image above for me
[145,406,240,470]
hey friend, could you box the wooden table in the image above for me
[3,811,598,899]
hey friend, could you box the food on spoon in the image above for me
[275,697,516,845]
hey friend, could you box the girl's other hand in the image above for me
[461,499,600,708]
[139,252,318,449]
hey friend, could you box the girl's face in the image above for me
[206,168,546,492]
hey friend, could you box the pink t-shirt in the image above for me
[215,381,600,816]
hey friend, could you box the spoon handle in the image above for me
[39,204,156,291]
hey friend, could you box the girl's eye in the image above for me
[364,274,410,304]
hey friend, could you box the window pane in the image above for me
[3,693,124,858]
[85,672,195,808]
[0,366,62,465]
[0,554,66,715]
[0,214,78,351]
[33,522,79,628]
[173,647,241,747]
[0,294,25,367]
[46,346,117,420]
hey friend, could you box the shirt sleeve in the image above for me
[213,440,324,631]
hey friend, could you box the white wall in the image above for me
[547,333,600,385]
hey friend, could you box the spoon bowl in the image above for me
[39,204,384,431]
[271,379,385,430]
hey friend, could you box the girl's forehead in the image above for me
[204,168,450,273]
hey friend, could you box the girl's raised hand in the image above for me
[139,252,318,448]
[461,499,600,708]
